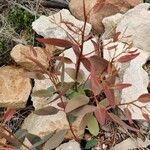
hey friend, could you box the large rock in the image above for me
[21,100,84,140]
[103,40,150,119]
[69,0,142,33]
[102,13,123,39]
[116,3,150,52]
[0,66,31,108]
[56,140,81,150]
[32,9,92,43]
[11,44,54,71]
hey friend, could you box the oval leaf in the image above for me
[117,53,140,63]
[87,115,99,136]
[43,129,68,150]
[37,38,74,48]
[32,89,54,98]
[65,94,89,113]
[138,93,150,103]
[34,106,59,115]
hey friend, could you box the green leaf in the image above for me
[26,133,41,145]
[32,89,54,98]
[32,132,55,149]
[85,139,97,149]
[15,129,28,142]
[43,129,68,150]
[87,115,99,136]
[67,114,77,123]
[34,106,59,116]
[65,94,89,113]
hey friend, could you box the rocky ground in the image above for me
[0,0,150,150]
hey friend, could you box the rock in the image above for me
[21,100,84,140]
[116,3,150,52]
[69,0,142,33]
[103,40,150,119]
[32,9,92,44]
[113,138,150,150]
[102,13,123,39]
[11,44,54,71]
[32,76,53,110]
[0,66,32,108]
[56,140,81,150]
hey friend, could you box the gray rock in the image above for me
[102,13,123,39]
[116,3,150,52]
[32,9,92,44]
[103,40,150,119]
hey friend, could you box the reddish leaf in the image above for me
[117,53,140,63]
[92,0,106,14]
[102,82,115,107]
[138,93,150,103]
[108,113,139,132]
[37,38,74,48]
[90,64,102,95]
[3,108,16,123]
[113,32,121,42]
[124,107,133,124]
[81,57,91,72]
[128,49,138,54]
[94,107,107,126]
[110,83,132,90]
[72,45,80,57]
[142,113,150,122]
[89,55,108,74]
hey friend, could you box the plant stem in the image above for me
[75,0,87,81]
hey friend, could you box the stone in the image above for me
[11,44,54,71]
[32,77,57,110]
[69,0,142,33]
[103,40,150,119]
[0,66,32,108]
[113,138,150,150]
[116,3,150,52]
[56,140,81,150]
[32,9,92,44]
[102,13,123,39]
[21,100,84,140]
